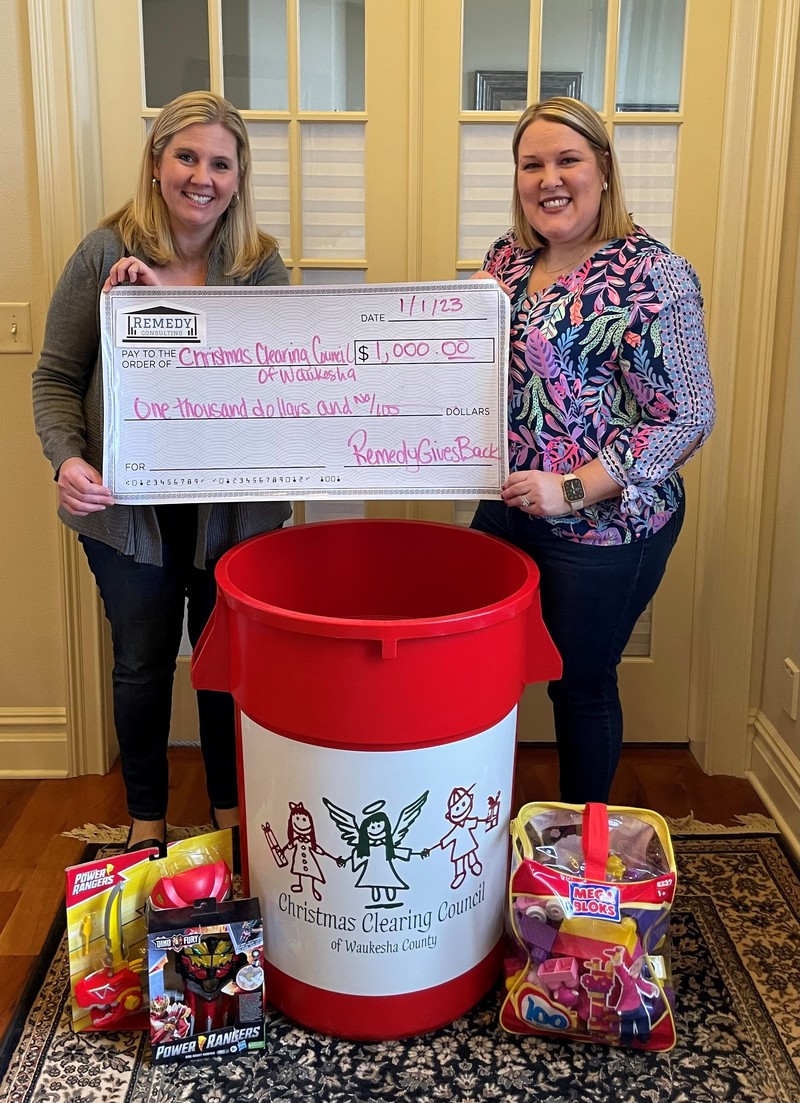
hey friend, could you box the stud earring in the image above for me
[602,180,608,191]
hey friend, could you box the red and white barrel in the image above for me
[192,519,560,1039]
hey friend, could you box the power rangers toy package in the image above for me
[500,802,677,1051]
[146,896,264,1064]
[65,830,233,1032]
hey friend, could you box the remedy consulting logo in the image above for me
[118,304,205,344]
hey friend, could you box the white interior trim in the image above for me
[750,711,800,865]
[28,0,113,776]
[0,708,68,777]
[688,0,800,776]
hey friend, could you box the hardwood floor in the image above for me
[0,744,769,1040]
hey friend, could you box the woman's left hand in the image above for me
[102,257,162,292]
[501,470,572,516]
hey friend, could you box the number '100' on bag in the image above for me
[500,802,677,1051]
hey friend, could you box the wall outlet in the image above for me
[781,658,800,721]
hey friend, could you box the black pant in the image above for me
[80,508,237,821]
[471,497,685,803]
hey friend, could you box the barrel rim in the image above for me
[214,519,540,641]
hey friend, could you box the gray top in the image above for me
[33,226,292,566]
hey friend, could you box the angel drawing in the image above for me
[323,792,429,909]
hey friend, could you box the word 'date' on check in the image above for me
[101,282,509,503]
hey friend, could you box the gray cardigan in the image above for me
[33,226,292,566]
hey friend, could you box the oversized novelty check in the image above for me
[101,282,509,503]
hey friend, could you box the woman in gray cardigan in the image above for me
[33,91,290,854]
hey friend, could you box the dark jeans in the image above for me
[80,510,237,821]
[471,497,685,804]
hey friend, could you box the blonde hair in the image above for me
[510,97,635,251]
[102,90,279,278]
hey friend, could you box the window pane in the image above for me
[617,0,685,111]
[301,123,365,258]
[299,0,365,111]
[615,125,677,247]
[247,122,291,253]
[463,0,530,110]
[142,0,210,108]
[541,0,607,110]
[459,124,515,260]
[302,269,366,285]
[222,0,288,110]
[304,501,366,520]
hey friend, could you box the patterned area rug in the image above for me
[2,834,798,1103]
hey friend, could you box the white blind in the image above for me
[301,122,365,258]
[246,121,291,251]
[458,123,516,260]
[614,124,677,247]
[304,501,366,522]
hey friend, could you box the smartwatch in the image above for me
[562,474,585,512]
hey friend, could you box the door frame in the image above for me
[26,0,800,777]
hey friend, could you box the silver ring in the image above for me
[521,496,531,508]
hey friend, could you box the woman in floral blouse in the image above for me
[471,98,715,804]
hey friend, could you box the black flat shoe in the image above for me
[125,822,167,857]
[210,806,241,874]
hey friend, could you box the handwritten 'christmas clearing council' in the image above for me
[101,281,509,503]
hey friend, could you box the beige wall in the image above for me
[5,1,800,820]
[2,0,66,718]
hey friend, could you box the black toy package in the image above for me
[146,896,265,1063]
[65,830,233,1032]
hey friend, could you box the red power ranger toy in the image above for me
[174,929,247,1034]
[73,881,144,1027]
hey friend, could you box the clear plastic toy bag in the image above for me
[499,802,677,1051]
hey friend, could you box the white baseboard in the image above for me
[748,711,800,864]
[0,707,68,777]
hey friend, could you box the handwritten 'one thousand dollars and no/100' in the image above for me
[100,282,509,503]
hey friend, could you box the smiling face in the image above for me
[516,119,607,250]
[153,122,240,247]
[449,794,472,822]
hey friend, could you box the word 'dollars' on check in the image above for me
[100,282,509,503]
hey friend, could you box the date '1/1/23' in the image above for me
[398,294,464,317]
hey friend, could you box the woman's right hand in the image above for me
[102,257,162,292]
[469,270,512,298]
[57,458,114,516]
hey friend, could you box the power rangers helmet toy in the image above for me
[149,860,232,910]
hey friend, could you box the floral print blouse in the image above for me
[483,228,715,544]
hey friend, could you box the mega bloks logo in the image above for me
[569,882,620,920]
[118,304,204,344]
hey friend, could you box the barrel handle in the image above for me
[525,596,562,683]
[191,599,232,693]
